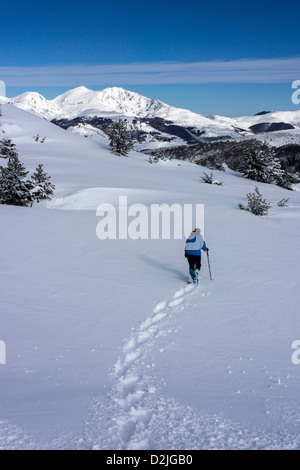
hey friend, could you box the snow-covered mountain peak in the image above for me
[8,85,300,149]
[9,91,54,119]
[12,91,47,107]
[100,86,139,101]
[7,86,251,147]
[96,87,163,117]
[9,86,175,121]
[52,86,91,102]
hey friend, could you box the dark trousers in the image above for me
[186,254,201,271]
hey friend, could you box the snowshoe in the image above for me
[189,268,199,285]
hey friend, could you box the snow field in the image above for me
[0,101,299,449]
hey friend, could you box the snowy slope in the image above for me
[234,110,300,129]
[0,102,300,449]
[231,111,300,147]
[248,129,300,147]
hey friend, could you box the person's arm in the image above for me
[202,240,208,252]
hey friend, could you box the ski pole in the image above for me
[207,250,212,280]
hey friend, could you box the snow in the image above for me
[9,87,300,150]
[9,86,247,144]
[248,129,300,147]
[234,110,300,129]
[0,102,300,449]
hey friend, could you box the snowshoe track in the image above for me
[89,282,201,449]
[84,281,300,451]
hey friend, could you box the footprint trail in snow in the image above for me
[85,281,300,451]
[90,282,200,450]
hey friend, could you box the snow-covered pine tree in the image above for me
[108,119,133,156]
[238,186,271,216]
[263,146,285,183]
[246,186,271,215]
[275,168,299,190]
[31,164,55,202]
[0,154,33,206]
[0,139,19,160]
[240,141,266,182]
[240,140,282,184]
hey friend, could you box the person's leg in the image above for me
[195,256,201,271]
[187,255,198,284]
[193,256,201,285]
[186,255,194,270]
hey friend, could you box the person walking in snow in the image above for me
[185,228,208,284]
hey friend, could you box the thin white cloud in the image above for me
[0,57,300,86]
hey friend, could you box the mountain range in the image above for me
[7,86,300,151]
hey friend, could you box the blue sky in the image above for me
[0,0,300,116]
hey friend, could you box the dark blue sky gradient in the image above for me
[1,0,300,115]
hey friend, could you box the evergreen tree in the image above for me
[0,155,33,206]
[240,140,300,190]
[108,119,133,156]
[275,168,299,190]
[238,186,271,216]
[240,141,281,183]
[31,164,55,202]
[0,139,19,160]
[263,146,285,183]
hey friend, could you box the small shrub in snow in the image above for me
[238,186,271,216]
[201,172,223,186]
[33,134,47,143]
[149,151,173,164]
[149,155,159,164]
[277,198,290,207]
